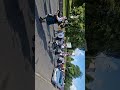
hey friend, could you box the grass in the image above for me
[63,37,69,69]
[69,0,72,13]
[63,0,66,16]
[63,0,70,17]
[63,0,73,69]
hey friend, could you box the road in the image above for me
[35,0,59,90]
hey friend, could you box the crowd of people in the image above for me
[39,10,68,29]
[39,10,70,68]
[39,10,70,90]
[49,25,71,90]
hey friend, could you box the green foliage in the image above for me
[72,0,85,7]
[64,82,71,90]
[64,0,70,17]
[86,0,120,56]
[67,49,74,54]
[66,3,85,49]
[73,65,82,78]
[66,56,74,62]
[65,61,82,90]
[64,2,85,90]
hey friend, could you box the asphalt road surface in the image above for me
[35,0,59,90]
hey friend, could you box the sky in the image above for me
[70,48,85,90]
[68,50,120,90]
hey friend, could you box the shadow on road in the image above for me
[48,0,52,14]
[43,0,47,15]
[35,3,48,51]
[48,46,54,64]
[35,3,54,64]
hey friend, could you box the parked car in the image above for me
[51,68,64,89]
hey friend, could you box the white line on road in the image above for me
[35,72,57,90]
[35,72,52,85]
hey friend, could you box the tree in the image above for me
[67,64,82,79]
[86,0,120,57]
[66,3,85,49]
[66,56,74,62]
[64,2,85,90]
[65,61,82,90]
[72,0,85,8]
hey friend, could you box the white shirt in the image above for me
[58,39,64,45]
[61,44,66,49]
[57,17,63,22]
[59,57,64,61]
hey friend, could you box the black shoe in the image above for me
[39,17,43,20]
[56,10,60,14]
[48,14,53,16]
[41,17,44,19]
[39,17,43,22]
[39,17,46,22]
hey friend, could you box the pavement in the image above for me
[35,0,60,90]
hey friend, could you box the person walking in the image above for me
[39,10,67,26]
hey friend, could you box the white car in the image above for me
[51,68,64,89]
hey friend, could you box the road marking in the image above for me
[35,72,57,90]
[35,72,52,85]
[35,58,39,64]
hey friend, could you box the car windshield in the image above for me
[56,70,64,88]
[56,70,61,83]
[59,72,63,85]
